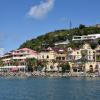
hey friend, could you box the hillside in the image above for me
[19,25,100,51]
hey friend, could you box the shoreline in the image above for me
[0,71,99,78]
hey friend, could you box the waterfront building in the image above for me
[1,48,38,71]
[67,43,96,72]
[94,45,100,73]
[38,47,56,60]
[38,47,57,71]
[39,47,66,71]
[81,44,100,73]
[95,45,100,62]
[54,48,66,61]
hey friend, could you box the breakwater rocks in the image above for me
[0,71,99,78]
[0,72,31,78]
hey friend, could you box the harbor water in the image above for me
[0,77,100,100]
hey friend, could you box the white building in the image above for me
[55,39,69,45]
[72,34,100,41]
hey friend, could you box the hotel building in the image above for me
[1,48,38,71]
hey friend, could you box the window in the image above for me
[59,57,61,60]
[56,57,59,60]
[47,55,49,59]
[62,57,65,60]
[89,56,91,59]
[93,56,95,60]
[77,52,79,54]
[42,55,44,59]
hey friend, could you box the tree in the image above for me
[61,62,70,73]
[51,59,57,71]
[98,39,100,45]
[79,24,86,29]
[90,42,97,49]
[26,58,37,72]
[0,59,4,67]
[10,59,19,66]
[36,59,48,72]
[41,60,48,72]
[80,50,88,72]
[36,60,44,71]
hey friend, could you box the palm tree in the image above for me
[41,59,48,72]
[26,58,37,72]
[36,60,44,71]
[10,59,20,72]
[64,62,70,72]
[0,59,4,72]
[52,59,57,72]
[12,59,19,66]
[56,60,61,73]
[80,50,88,73]
[0,59,4,67]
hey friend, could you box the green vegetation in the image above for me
[96,55,100,61]
[0,59,4,67]
[10,59,19,66]
[19,25,100,51]
[26,58,37,72]
[61,62,70,73]
[90,42,98,49]
[57,62,70,73]
[80,50,88,72]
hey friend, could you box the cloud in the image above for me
[28,0,55,19]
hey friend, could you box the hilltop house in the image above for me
[72,34,100,41]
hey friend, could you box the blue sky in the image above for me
[0,0,100,53]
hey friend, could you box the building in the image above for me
[1,48,38,71]
[38,47,57,71]
[92,24,100,28]
[72,34,100,41]
[95,24,100,28]
[55,48,66,62]
[66,47,74,61]
[95,45,100,62]
[39,47,66,71]
[67,43,96,72]
[55,39,69,45]
[38,47,56,60]
[94,45,100,72]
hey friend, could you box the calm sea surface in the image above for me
[0,77,100,100]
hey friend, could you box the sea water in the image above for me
[0,77,99,100]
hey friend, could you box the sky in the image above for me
[0,0,100,53]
